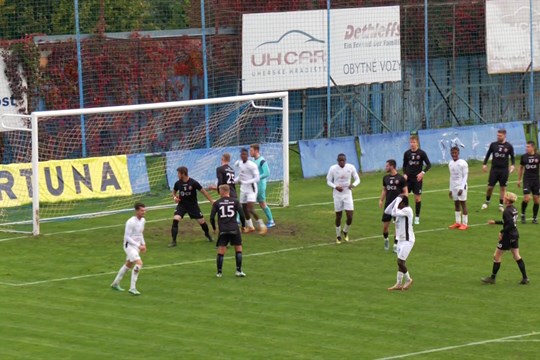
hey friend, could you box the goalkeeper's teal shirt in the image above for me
[253,156,270,186]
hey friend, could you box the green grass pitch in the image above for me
[1,151,539,359]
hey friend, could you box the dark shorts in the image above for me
[488,168,509,187]
[497,235,519,250]
[382,212,393,223]
[174,204,204,219]
[217,232,242,247]
[523,179,540,195]
[407,176,423,195]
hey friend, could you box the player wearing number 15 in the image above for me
[326,154,360,244]
[211,185,247,277]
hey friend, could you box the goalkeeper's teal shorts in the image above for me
[257,182,267,202]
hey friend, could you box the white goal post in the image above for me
[0,92,289,235]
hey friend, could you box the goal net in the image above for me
[0,92,289,235]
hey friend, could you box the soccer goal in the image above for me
[0,92,289,235]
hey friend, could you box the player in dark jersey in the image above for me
[209,153,237,199]
[169,166,215,247]
[402,136,431,225]
[481,192,529,285]
[517,141,540,224]
[482,129,515,212]
[210,185,246,277]
[379,159,408,253]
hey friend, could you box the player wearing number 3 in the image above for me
[211,185,246,277]
[327,153,360,244]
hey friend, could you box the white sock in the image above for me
[130,264,142,290]
[336,226,341,237]
[112,264,129,285]
[343,224,350,233]
[246,219,253,228]
[404,271,411,282]
[396,271,404,285]
[455,211,461,224]
[462,214,468,225]
[258,219,265,227]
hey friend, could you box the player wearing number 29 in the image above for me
[481,192,529,285]
[212,153,237,199]
[111,202,147,295]
[326,153,360,244]
[211,185,246,277]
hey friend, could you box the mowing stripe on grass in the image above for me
[374,331,539,360]
[1,222,488,287]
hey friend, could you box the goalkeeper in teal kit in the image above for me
[250,144,275,227]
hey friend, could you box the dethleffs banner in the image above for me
[486,0,540,74]
[0,155,133,208]
[242,6,401,93]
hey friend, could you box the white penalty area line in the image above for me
[0,222,489,287]
[374,331,540,360]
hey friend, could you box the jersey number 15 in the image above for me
[219,204,235,218]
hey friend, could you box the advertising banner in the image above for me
[486,0,540,74]
[242,6,401,93]
[0,52,28,123]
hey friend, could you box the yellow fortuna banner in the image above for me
[0,155,133,208]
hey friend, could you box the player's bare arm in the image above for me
[379,188,386,208]
[517,165,524,187]
[201,188,214,204]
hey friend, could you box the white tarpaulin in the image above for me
[486,0,540,74]
[242,6,401,93]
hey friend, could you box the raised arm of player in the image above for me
[260,160,270,180]
[390,196,407,217]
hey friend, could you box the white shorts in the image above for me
[125,246,141,262]
[240,185,258,204]
[333,194,354,212]
[397,240,414,261]
[451,188,467,201]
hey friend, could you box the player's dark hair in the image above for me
[386,159,396,168]
[400,195,409,207]
[134,202,145,210]
[250,144,260,151]
[450,146,460,152]
[222,153,231,162]
[240,148,248,154]
[497,129,507,134]
[527,141,536,148]
[177,166,188,176]
[337,153,346,160]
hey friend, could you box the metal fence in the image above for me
[0,0,538,144]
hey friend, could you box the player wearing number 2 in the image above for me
[326,153,360,244]
[211,185,246,277]
[481,192,529,285]
[111,202,147,295]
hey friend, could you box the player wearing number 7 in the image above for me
[211,185,247,277]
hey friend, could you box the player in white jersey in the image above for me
[326,153,361,244]
[385,195,415,291]
[448,146,469,230]
[235,148,266,234]
[111,202,146,295]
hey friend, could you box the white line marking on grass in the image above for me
[374,331,539,360]
[1,222,488,287]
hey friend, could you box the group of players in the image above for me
[326,130,539,290]
[110,129,539,294]
[110,144,275,294]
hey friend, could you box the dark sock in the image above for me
[521,201,528,215]
[415,202,421,217]
[217,254,224,273]
[499,198,504,206]
[200,222,210,235]
[171,219,179,242]
[486,196,491,202]
[394,237,397,245]
[533,204,539,218]
[383,232,389,239]
[516,258,527,279]
[491,262,501,279]
[235,251,243,272]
